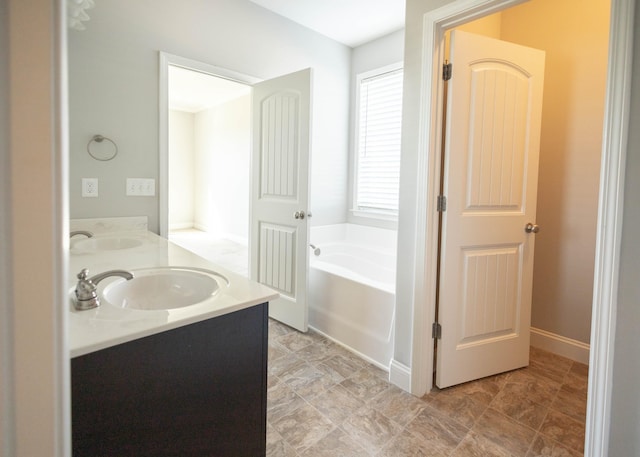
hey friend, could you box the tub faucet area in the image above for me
[309,244,321,256]
[74,268,134,311]
[70,230,93,239]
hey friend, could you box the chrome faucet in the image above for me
[70,230,93,239]
[309,244,321,256]
[74,268,134,311]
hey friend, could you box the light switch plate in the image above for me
[126,178,155,196]
[82,178,98,197]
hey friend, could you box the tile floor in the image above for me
[168,229,588,456]
[267,319,588,457]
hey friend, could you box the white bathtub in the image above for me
[308,224,397,370]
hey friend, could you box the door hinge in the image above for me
[432,322,442,339]
[437,195,447,212]
[443,62,452,81]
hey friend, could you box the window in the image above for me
[354,65,403,217]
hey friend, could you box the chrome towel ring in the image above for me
[87,134,118,161]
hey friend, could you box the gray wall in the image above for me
[500,0,609,345]
[608,4,640,455]
[68,0,351,233]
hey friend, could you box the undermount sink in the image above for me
[74,237,143,251]
[102,267,226,311]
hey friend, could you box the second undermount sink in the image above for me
[74,236,143,251]
[102,267,227,311]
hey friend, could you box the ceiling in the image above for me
[169,1,406,112]
[248,0,406,48]
[169,66,250,113]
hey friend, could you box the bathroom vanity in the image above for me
[68,224,277,456]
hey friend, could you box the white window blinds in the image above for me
[355,67,403,215]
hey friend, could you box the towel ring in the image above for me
[87,135,118,161]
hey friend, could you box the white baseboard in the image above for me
[389,359,412,391]
[530,327,590,365]
[169,222,194,231]
[193,222,211,233]
[308,325,388,371]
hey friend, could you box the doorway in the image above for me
[160,55,259,276]
[399,0,631,455]
[434,0,609,385]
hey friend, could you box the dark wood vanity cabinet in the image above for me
[71,303,269,457]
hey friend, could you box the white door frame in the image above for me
[158,52,260,238]
[405,1,633,456]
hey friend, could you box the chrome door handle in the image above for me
[294,211,306,220]
[525,222,540,233]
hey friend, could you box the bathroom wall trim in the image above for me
[530,327,590,365]
[389,360,412,392]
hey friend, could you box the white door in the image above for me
[436,31,545,388]
[250,68,312,332]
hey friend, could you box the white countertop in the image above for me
[68,230,278,358]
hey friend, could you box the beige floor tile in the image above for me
[538,409,585,454]
[267,423,299,457]
[404,406,469,452]
[341,405,403,454]
[294,336,339,364]
[369,385,428,427]
[269,340,290,362]
[525,433,583,457]
[277,331,316,352]
[377,428,451,457]
[425,388,488,429]
[269,319,295,338]
[503,370,562,407]
[491,385,550,429]
[269,351,306,379]
[340,366,391,401]
[322,353,369,379]
[562,363,589,394]
[263,321,586,457]
[267,382,306,423]
[271,402,334,452]
[550,385,587,423]
[528,348,573,383]
[298,428,369,457]
[308,384,365,425]
[283,361,338,400]
[472,408,536,456]
[442,376,504,405]
[450,431,514,457]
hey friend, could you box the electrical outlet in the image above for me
[126,178,155,196]
[82,178,98,197]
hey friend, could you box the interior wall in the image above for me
[168,110,196,230]
[500,0,610,344]
[609,4,640,455]
[68,0,351,233]
[193,95,251,242]
[455,13,502,39]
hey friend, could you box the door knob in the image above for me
[294,211,306,220]
[525,222,540,233]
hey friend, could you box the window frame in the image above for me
[351,62,404,223]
